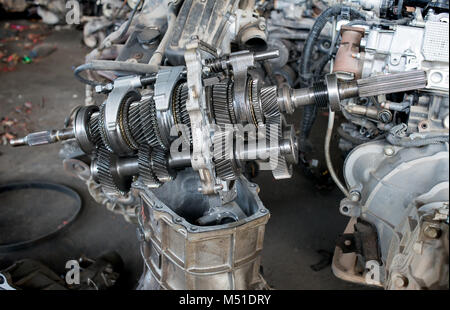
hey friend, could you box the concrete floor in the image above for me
[0,25,366,289]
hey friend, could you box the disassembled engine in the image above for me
[11,0,449,290]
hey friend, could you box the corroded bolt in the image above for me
[423,225,441,239]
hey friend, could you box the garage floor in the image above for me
[0,24,367,289]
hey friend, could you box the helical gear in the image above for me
[139,97,166,150]
[250,79,265,126]
[98,101,113,152]
[260,86,279,119]
[212,130,241,180]
[138,144,173,188]
[172,82,192,145]
[265,113,292,180]
[210,80,235,126]
[88,113,102,147]
[95,145,121,194]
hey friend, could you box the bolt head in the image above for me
[423,225,441,239]
[350,191,361,202]
[394,274,408,288]
[384,146,395,156]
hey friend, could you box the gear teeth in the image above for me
[250,79,264,126]
[96,146,120,194]
[120,94,140,150]
[212,82,232,126]
[265,114,292,179]
[211,80,236,126]
[172,82,192,145]
[151,147,173,183]
[228,83,237,124]
[98,101,113,152]
[138,98,165,150]
[212,130,240,180]
[260,86,279,119]
[128,102,146,144]
[88,113,102,147]
[138,144,162,188]
[148,99,168,151]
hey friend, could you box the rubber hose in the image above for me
[298,6,366,150]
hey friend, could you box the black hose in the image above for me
[114,0,145,44]
[298,5,366,152]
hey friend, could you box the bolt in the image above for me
[259,23,266,31]
[175,217,183,223]
[378,110,392,123]
[350,191,361,202]
[191,226,198,231]
[423,225,441,239]
[384,146,395,156]
[393,274,408,288]
[260,209,268,214]
[443,115,449,129]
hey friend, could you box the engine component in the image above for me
[8,0,449,290]
[333,141,449,289]
[136,170,269,290]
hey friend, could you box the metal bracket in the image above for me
[102,75,142,155]
[154,66,185,111]
[336,219,381,262]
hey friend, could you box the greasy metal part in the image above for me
[238,21,268,52]
[344,105,380,120]
[135,171,270,290]
[184,46,217,194]
[278,71,428,113]
[333,26,365,79]
[74,105,99,153]
[356,70,428,97]
[229,52,256,125]
[9,128,75,147]
[165,0,239,64]
[325,74,341,111]
[101,75,143,155]
[213,130,241,181]
[333,140,449,289]
[204,50,279,73]
[154,66,185,111]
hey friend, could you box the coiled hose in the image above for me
[298,5,366,152]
